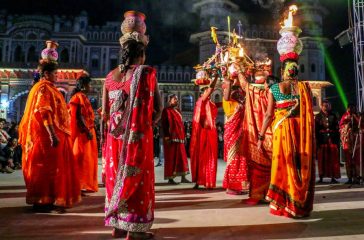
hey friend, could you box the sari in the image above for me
[105,65,156,232]
[161,106,189,179]
[242,85,272,201]
[266,82,315,217]
[190,98,218,188]
[69,92,98,192]
[19,79,81,207]
[222,88,249,192]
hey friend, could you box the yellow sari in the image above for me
[266,82,315,217]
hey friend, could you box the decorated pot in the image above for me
[41,40,59,61]
[277,26,303,57]
[121,11,146,34]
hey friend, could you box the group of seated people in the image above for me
[0,118,21,173]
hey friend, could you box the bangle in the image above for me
[258,133,265,141]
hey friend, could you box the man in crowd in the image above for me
[315,100,341,184]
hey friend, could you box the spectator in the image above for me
[3,138,22,170]
[0,119,10,149]
[0,147,14,173]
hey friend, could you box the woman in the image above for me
[222,75,249,195]
[69,74,98,193]
[258,60,315,218]
[190,72,218,189]
[19,57,81,212]
[103,37,162,239]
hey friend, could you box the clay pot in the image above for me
[45,40,59,49]
[277,26,303,56]
[41,40,59,61]
[121,11,146,34]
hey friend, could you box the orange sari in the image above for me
[266,82,315,217]
[69,92,98,192]
[19,79,81,207]
[242,85,272,201]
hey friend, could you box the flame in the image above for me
[281,5,298,28]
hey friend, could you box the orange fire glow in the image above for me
[281,5,298,28]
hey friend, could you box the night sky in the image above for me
[1,0,356,113]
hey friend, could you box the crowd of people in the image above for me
[7,10,363,240]
[0,119,21,173]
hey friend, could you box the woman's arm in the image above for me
[223,80,232,101]
[201,71,218,101]
[100,83,109,144]
[76,105,93,140]
[238,72,249,90]
[153,81,163,125]
[257,91,275,150]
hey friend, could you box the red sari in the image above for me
[315,111,340,179]
[103,69,131,204]
[19,79,81,207]
[190,98,218,188]
[161,106,189,179]
[105,65,156,232]
[222,88,249,192]
[69,92,98,192]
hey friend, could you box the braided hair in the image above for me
[71,75,92,97]
[119,39,146,72]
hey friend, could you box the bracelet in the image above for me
[258,133,265,141]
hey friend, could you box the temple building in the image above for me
[0,0,331,121]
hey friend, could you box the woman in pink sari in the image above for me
[102,28,162,239]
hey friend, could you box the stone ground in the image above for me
[0,158,364,240]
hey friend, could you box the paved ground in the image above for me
[1,159,364,240]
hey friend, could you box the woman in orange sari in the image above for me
[19,42,81,212]
[69,74,98,193]
[258,60,315,218]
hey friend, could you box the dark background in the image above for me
[1,0,356,113]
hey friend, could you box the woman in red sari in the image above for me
[190,73,218,189]
[69,74,98,193]
[222,76,249,195]
[103,32,162,239]
[19,42,81,212]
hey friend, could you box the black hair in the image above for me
[33,61,58,84]
[347,103,356,109]
[71,75,92,97]
[322,99,330,105]
[119,40,146,72]
[168,94,177,101]
[266,75,280,87]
